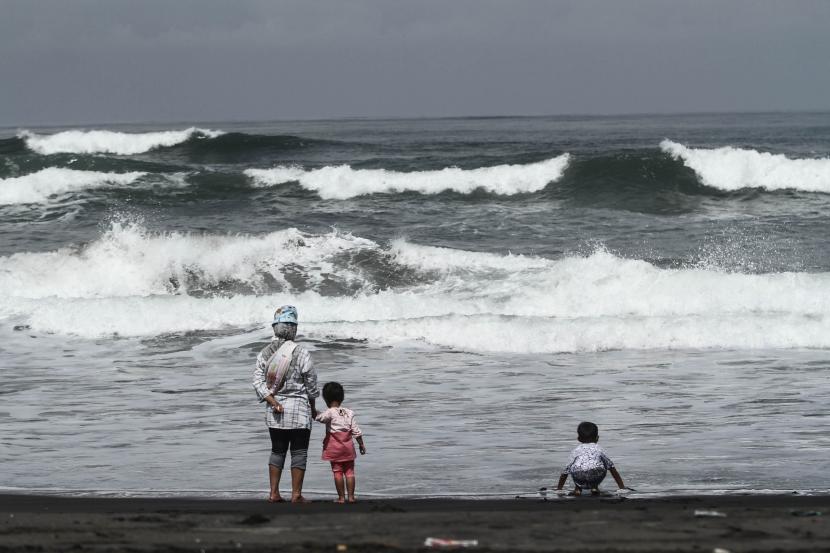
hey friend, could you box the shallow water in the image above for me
[2,328,829,497]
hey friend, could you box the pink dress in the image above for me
[315,406,362,462]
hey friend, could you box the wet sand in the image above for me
[0,493,827,552]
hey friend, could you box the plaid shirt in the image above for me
[253,339,319,430]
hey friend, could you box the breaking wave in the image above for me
[0,223,379,299]
[19,127,225,155]
[661,140,830,193]
[2,225,830,351]
[244,155,571,199]
[0,168,146,205]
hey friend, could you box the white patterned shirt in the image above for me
[562,443,615,475]
[253,339,319,430]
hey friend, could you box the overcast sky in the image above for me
[2,0,829,126]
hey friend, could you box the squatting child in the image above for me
[314,381,366,503]
[556,421,626,496]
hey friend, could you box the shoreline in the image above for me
[1,493,827,552]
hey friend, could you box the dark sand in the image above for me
[0,493,827,552]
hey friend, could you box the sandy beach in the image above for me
[0,493,827,552]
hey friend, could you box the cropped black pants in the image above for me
[268,428,311,470]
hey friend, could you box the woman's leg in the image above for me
[268,429,290,502]
[288,429,312,503]
[268,465,282,502]
[290,468,308,503]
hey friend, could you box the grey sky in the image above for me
[2,0,829,126]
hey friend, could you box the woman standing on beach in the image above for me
[253,305,320,503]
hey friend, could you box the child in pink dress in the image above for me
[314,382,366,503]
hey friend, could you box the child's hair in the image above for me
[322,381,345,406]
[577,421,599,443]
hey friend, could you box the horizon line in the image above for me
[3,108,830,131]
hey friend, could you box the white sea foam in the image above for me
[0,168,146,205]
[244,155,571,199]
[661,139,830,192]
[2,228,830,350]
[0,223,377,299]
[388,240,552,273]
[19,127,225,155]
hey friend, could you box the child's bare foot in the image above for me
[347,497,357,503]
[333,498,345,504]
[268,493,284,503]
[568,487,582,497]
[590,488,600,496]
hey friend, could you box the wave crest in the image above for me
[0,168,146,205]
[661,139,830,193]
[2,229,830,352]
[0,223,380,300]
[245,156,570,199]
[19,127,225,155]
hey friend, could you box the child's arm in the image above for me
[350,414,365,454]
[558,454,576,490]
[601,451,626,489]
[609,467,625,489]
[314,408,332,423]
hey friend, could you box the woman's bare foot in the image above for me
[268,493,284,503]
[333,498,345,504]
[291,495,311,504]
[347,497,357,504]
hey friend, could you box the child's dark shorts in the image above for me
[571,468,607,489]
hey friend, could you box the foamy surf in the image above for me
[6,290,830,351]
[244,155,570,199]
[2,225,830,351]
[19,127,225,155]
[0,168,146,205]
[661,139,830,193]
[0,223,377,299]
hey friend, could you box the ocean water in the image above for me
[1,113,829,498]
